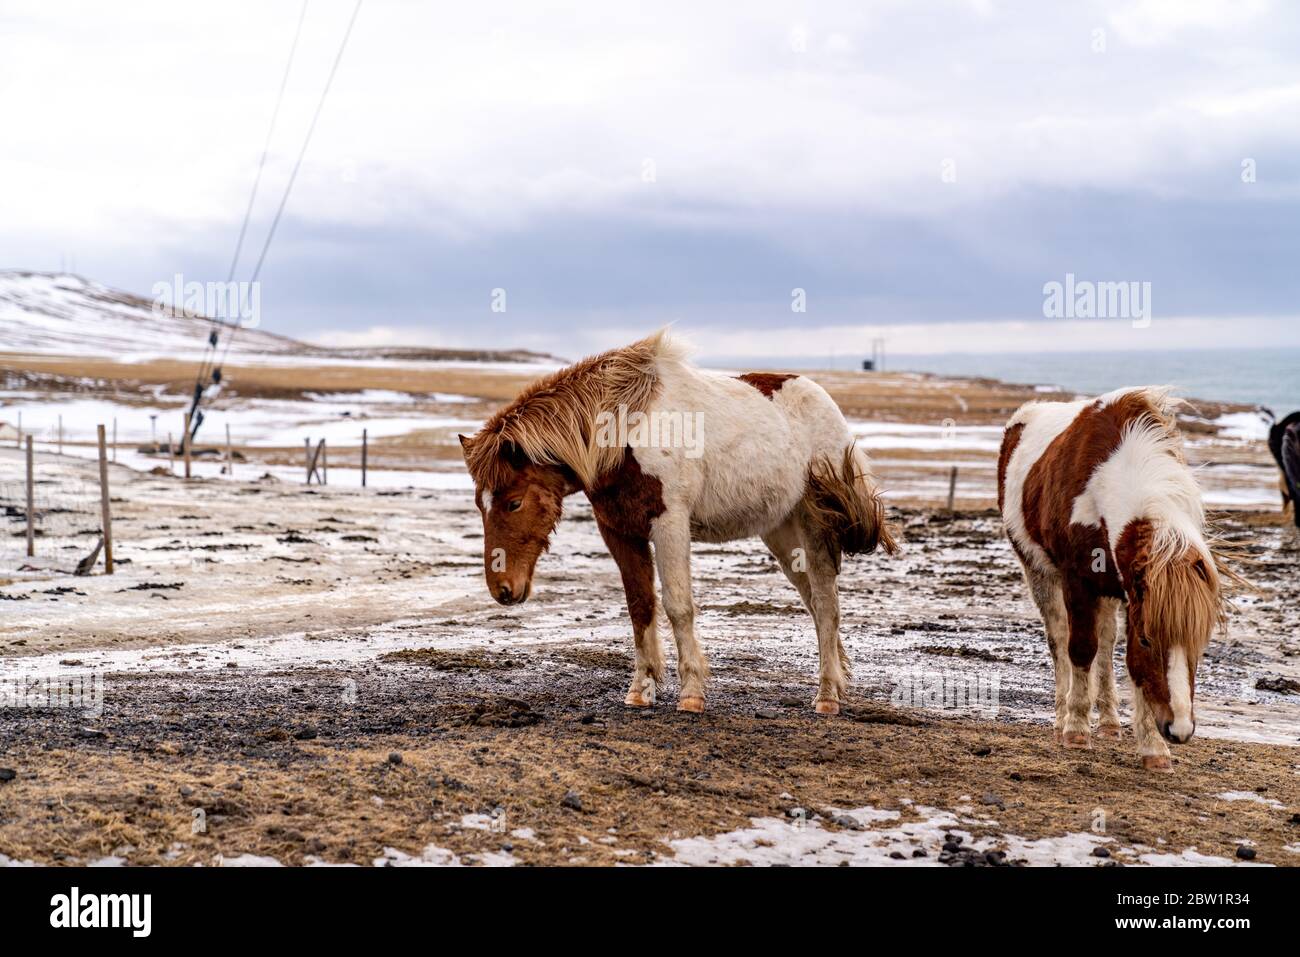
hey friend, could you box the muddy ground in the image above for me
[3,667,1300,867]
[1,450,1298,866]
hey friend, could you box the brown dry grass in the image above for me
[0,353,536,402]
[1,352,1254,433]
[3,705,1296,866]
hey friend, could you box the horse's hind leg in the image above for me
[762,514,841,712]
[598,521,663,707]
[763,514,847,713]
[1092,598,1122,737]
[761,514,813,611]
[1024,563,1070,743]
[790,509,849,715]
[650,508,709,712]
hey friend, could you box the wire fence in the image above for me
[0,459,103,575]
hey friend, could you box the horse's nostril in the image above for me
[497,584,513,603]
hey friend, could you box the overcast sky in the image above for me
[2,0,1298,358]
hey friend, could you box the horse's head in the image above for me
[459,434,578,605]
[1119,524,1222,745]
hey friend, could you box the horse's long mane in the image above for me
[1109,388,1248,653]
[463,329,685,490]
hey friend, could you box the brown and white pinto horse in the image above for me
[459,331,897,714]
[998,387,1234,770]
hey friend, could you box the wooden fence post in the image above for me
[97,424,114,574]
[183,414,192,479]
[168,432,175,474]
[361,429,368,488]
[322,440,328,486]
[305,438,311,484]
[112,418,118,464]
[305,439,326,485]
[946,465,958,514]
[25,435,34,557]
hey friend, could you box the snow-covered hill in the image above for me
[0,272,560,365]
[0,272,306,360]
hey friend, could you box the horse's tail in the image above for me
[805,444,899,561]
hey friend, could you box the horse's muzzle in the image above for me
[493,580,531,606]
[1160,719,1195,744]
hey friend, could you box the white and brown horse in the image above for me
[998,387,1234,770]
[459,330,897,714]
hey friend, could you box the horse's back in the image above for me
[999,396,1094,572]
[1000,387,1194,575]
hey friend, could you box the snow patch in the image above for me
[661,804,1256,868]
[218,853,284,867]
[1212,411,1270,442]
[375,844,516,867]
[1215,790,1285,808]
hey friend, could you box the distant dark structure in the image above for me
[861,360,874,371]
[1262,409,1300,528]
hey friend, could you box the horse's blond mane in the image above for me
[1139,544,1221,658]
[463,329,684,490]
[1112,389,1249,654]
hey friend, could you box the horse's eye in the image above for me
[1139,638,1151,649]
[507,499,523,512]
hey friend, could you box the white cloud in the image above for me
[1,1,1296,344]
[1108,0,1271,47]
[3,0,1298,250]
[311,325,448,349]
[1189,83,1300,117]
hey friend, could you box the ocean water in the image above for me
[699,348,1300,415]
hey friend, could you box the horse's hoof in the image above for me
[1063,731,1091,749]
[1097,724,1123,739]
[1142,754,1172,772]
[814,699,840,716]
[677,696,705,714]
[624,690,654,708]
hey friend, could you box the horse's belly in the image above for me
[687,452,807,542]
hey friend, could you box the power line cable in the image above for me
[192,0,363,439]
[227,0,310,287]
[211,0,363,387]
[191,0,311,427]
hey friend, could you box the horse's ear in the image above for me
[556,463,583,496]
[501,441,531,469]
[457,433,470,450]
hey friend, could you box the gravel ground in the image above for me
[1,451,1297,866]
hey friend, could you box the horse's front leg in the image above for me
[1132,682,1172,771]
[597,521,663,707]
[1092,597,1122,738]
[651,508,709,712]
[1062,578,1098,749]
